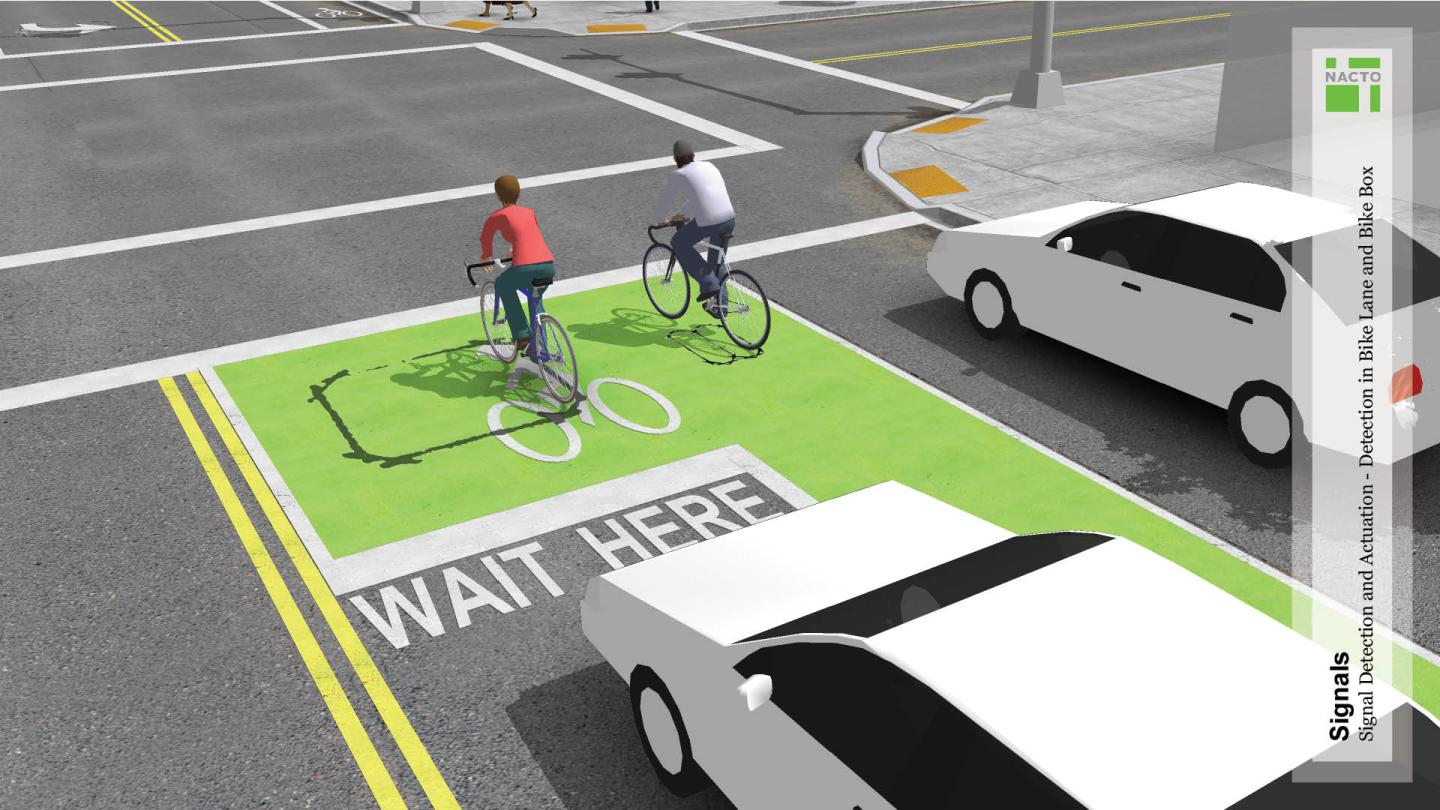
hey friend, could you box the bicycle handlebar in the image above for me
[466,257,512,286]
[648,220,684,246]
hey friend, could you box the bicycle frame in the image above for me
[498,285,557,362]
[649,220,732,284]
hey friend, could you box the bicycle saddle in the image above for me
[531,277,555,289]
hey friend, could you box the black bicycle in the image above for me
[642,221,771,350]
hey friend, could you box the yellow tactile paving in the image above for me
[586,23,647,32]
[446,20,498,31]
[913,116,987,134]
[889,165,967,198]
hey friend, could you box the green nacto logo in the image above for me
[1324,55,1382,113]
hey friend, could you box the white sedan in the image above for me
[580,482,1439,809]
[926,183,1435,466]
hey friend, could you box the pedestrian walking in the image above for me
[481,1,537,19]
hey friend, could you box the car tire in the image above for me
[1228,381,1295,468]
[963,270,1022,339]
[630,666,708,796]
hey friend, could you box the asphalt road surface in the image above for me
[3,2,1432,808]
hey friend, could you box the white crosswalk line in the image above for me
[0,212,934,412]
[676,31,969,110]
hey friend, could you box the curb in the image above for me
[861,130,989,226]
[360,0,983,37]
[862,62,1233,225]
[674,1,981,34]
[347,1,423,25]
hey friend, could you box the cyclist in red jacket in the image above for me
[480,175,556,356]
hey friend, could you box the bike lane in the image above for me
[204,228,1440,807]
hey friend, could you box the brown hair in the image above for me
[495,175,520,205]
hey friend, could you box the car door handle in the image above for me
[1230,312,1253,324]
[1121,281,1142,292]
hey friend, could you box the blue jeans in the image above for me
[671,218,735,298]
[494,261,555,340]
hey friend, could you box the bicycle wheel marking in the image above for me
[487,401,581,463]
[586,378,681,436]
[488,378,681,463]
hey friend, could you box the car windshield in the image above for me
[1277,223,1440,324]
[739,533,1110,642]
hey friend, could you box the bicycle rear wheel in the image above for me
[535,313,579,404]
[643,244,689,319]
[479,280,518,364]
[717,269,771,350]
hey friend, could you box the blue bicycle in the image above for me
[467,258,580,404]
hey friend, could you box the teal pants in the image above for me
[494,261,555,340]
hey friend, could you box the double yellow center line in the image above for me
[814,11,1231,64]
[162,372,459,810]
[112,0,182,42]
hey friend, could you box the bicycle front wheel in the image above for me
[717,269,771,350]
[479,280,518,364]
[535,313,580,404]
[643,244,689,319]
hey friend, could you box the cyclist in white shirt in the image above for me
[655,140,736,317]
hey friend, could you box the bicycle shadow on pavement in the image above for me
[666,326,762,366]
[565,306,681,348]
[387,340,513,400]
[307,339,581,469]
[567,308,762,366]
[507,662,736,810]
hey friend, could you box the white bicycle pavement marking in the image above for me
[488,378,682,463]
[0,22,404,61]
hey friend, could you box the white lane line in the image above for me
[476,43,781,153]
[0,44,778,274]
[0,21,403,61]
[0,42,473,93]
[761,297,1440,673]
[262,0,328,30]
[0,212,933,412]
[346,1,408,25]
[676,31,968,110]
[0,146,752,274]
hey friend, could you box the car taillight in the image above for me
[1392,364,1423,404]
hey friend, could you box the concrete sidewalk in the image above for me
[866,63,1440,252]
[374,0,970,35]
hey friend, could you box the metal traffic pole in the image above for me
[1011,1,1065,108]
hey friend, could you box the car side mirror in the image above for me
[738,674,772,712]
[1055,236,1073,252]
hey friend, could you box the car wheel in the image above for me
[963,270,1022,339]
[1228,381,1294,468]
[630,665,708,796]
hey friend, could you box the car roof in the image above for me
[868,538,1408,810]
[593,481,1013,644]
[1130,182,1354,244]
